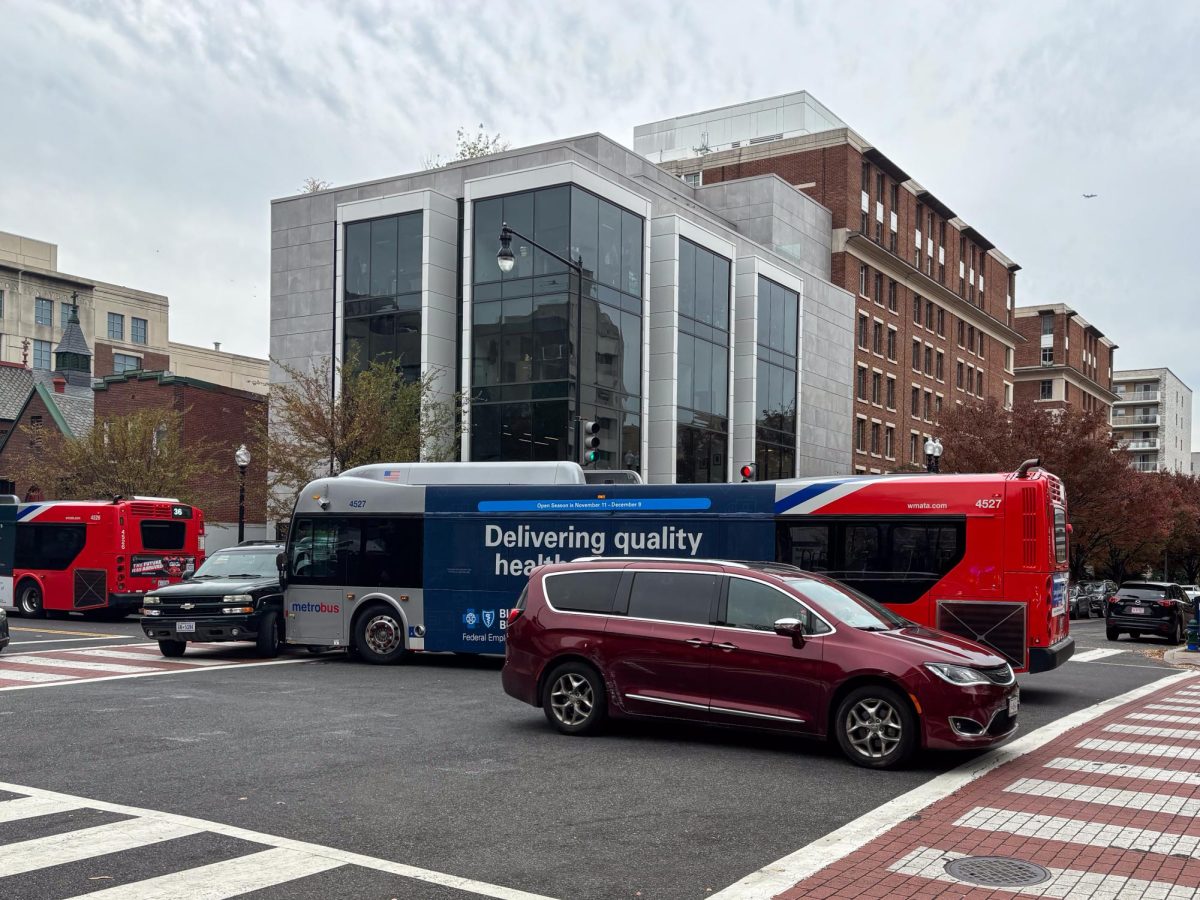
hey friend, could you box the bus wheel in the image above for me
[17,582,45,619]
[355,604,409,665]
[255,612,281,658]
[158,639,186,657]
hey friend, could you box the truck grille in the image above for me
[936,601,1027,670]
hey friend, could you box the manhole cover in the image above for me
[944,856,1051,887]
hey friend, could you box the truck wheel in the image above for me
[17,582,45,619]
[255,612,281,658]
[354,604,409,665]
[158,639,186,658]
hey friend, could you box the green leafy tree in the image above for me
[261,357,462,522]
[13,408,220,505]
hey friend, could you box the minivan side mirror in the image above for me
[774,617,806,647]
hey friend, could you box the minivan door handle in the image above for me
[713,642,738,651]
[684,637,707,647]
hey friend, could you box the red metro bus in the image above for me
[774,459,1071,672]
[7,498,206,620]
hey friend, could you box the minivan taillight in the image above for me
[509,607,523,624]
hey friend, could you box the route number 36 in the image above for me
[974,498,1002,509]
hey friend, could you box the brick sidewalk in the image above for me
[781,674,1200,899]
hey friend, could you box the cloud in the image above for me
[2,0,1198,442]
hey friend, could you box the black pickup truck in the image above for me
[140,542,285,658]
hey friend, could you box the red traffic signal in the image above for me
[739,463,756,482]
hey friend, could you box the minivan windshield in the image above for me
[193,551,279,579]
[785,577,909,631]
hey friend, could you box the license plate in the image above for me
[176,622,196,633]
[1127,606,1147,615]
[1008,693,1020,716]
[157,579,169,587]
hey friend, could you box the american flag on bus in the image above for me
[381,470,403,482]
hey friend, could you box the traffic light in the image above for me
[739,463,756,483]
[582,420,601,465]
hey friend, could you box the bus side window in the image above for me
[777,524,830,571]
[843,525,882,574]
[289,519,339,582]
[891,525,962,577]
[360,518,422,587]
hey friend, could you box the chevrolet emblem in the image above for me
[181,603,195,610]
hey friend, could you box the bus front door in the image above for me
[284,519,350,647]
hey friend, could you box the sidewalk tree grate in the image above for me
[944,856,1051,887]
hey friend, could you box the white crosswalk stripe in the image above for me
[890,846,1199,898]
[1005,777,1200,816]
[0,818,200,878]
[62,846,343,900]
[0,796,82,823]
[956,806,1200,857]
[1127,711,1200,725]
[0,668,74,683]
[1044,756,1200,786]
[0,655,151,674]
[1105,723,1200,740]
[1070,648,1125,662]
[1155,697,1200,707]
[1145,703,1200,714]
[66,648,234,666]
[1078,737,1200,760]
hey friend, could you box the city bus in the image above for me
[279,461,1072,672]
[6,497,206,619]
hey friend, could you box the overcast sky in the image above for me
[4,0,1199,441]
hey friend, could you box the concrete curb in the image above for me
[1165,647,1200,668]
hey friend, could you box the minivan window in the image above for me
[786,577,906,631]
[545,571,621,614]
[725,577,823,634]
[626,572,716,625]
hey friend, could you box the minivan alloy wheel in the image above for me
[845,697,903,759]
[549,673,594,727]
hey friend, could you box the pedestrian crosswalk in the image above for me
[775,674,1200,900]
[0,643,305,691]
[0,782,556,899]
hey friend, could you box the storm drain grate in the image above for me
[944,856,1051,887]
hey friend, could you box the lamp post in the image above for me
[234,444,251,544]
[497,223,587,463]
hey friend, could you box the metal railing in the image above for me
[1129,460,1160,473]
[1122,439,1160,451]
[1114,391,1159,403]
[1112,414,1159,426]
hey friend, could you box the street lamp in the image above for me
[496,223,590,464]
[234,444,251,544]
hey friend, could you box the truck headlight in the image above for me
[222,594,253,604]
[143,597,160,605]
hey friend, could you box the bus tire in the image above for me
[834,684,916,770]
[1106,627,1121,641]
[541,661,607,736]
[158,639,186,657]
[354,604,410,665]
[17,582,45,619]
[255,612,281,658]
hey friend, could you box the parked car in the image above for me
[1105,581,1190,644]
[1180,584,1200,604]
[1082,580,1117,616]
[0,607,8,653]
[1068,585,1091,620]
[502,558,1019,769]
[139,542,286,658]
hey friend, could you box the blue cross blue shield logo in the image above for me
[482,610,495,628]
[463,608,478,629]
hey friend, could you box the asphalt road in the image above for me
[0,613,1182,899]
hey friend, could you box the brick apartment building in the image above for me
[1012,304,1116,414]
[637,92,1023,472]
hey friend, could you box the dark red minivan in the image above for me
[502,559,1019,768]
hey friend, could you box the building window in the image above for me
[113,352,141,373]
[886,327,896,361]
[1040,379,1053,400]
[35,298,53,327]
[871,372,882,405]
[1041,346,1053,365]
[936,351,944,381]
[60,302,73,329]
[967,365,975,394]
[886,376,896,410]
[857,314,869,349]
[956,361,964,389]
[910,432,919,464]
[132,317,148,345]
[755,276,800,480]
[923,391,932,420]
[1004,382,1013,408]
[32,339,52,370]
[857,366,868,401]
[1041,314,1054,336]
[872,321,883,355]
[936,308,945,336]
[924,301,934,331]
[957,320,965,347]
[967,325,976,353]
[924,346,933,376]
[874,273,883,305]
[976,370,984,396]
[887,280,897,312]
[870,422,881,454]
[977,332,985,358]
[0,288,4,318]
[859,265,868,297]
[107,312,124,341]
[855,417,866,452]
[884,425,895,459]
[935,396,942,420]
[471,187,643,471]
[911,339,921,372]
[910,386,919,417]
[912,295,922,325]
[1005,347,1014,373]
[682,172,701,188]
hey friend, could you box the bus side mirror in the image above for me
[276,552,287,585]
[774,617,806,647]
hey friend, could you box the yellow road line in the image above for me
[9,627,122,638]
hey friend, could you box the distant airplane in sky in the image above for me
[1082,193,1098,198]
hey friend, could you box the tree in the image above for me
[299,177,331,193]
[936,399,1134,580]
[1164,472,1200,584]
[13,408,220,505]
[260,357,462,522]
[423,124,511,168]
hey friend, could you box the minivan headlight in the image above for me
[924,663,991,686]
